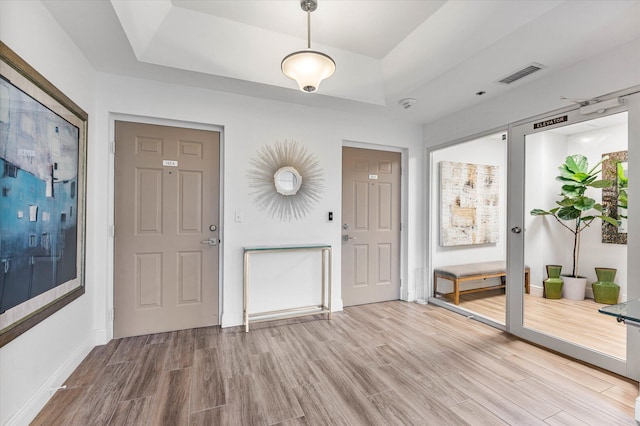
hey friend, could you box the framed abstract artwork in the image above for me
[0,42,88,347]
[440,161,499,246]
[601,150,627,245]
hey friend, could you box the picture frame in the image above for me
[0,41,87,347]
[439,161,500,246]
[601,150,627,245]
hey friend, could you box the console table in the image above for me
[243,244,332,332]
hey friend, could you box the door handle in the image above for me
[201,238,218,246]
[511,226,522,234]
[342,235,356,242]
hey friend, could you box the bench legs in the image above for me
[434,271,531,305]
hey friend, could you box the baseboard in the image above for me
[635,395,640,423]
[221,312,244,328]
[332,298,344,312]
[5,336,94,426]
[94,328,109,346]
[530,285,544,298]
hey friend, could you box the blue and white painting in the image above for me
[0,77,79,314]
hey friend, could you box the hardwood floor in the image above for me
[33,302,637,425]
[451,290,627,359]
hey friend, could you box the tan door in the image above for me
[114,121,220,338]
[342,147,401,306]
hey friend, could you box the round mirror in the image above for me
[274,166,302,196]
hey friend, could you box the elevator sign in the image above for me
[533,115,568,129]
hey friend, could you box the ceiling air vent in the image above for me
[497,63,545,85]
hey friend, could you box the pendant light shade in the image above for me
[282,0,335,93]
[281,50,335,93]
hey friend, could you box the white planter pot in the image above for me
[562,276,587,300]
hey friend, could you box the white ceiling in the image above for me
[43,0,640,125]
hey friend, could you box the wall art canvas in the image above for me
[440,161,499,246]
[602,150,627,244]
[0,42,87,347]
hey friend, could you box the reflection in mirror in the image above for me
[274,166,302,195]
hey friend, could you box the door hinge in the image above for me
[110,225,115,238]
[110,142,116,154]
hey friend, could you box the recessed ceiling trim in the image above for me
[497,62,545,85]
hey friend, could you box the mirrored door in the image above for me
[508,92,640,378]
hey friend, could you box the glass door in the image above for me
[508,92,640,378]
[428,131,508,327]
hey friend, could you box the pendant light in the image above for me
[281,0,335,93]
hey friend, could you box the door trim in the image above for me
[106,113,224,342]
[341,141,409,301]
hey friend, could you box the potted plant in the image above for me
[531,154,617,300]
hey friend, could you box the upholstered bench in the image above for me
[433,261,530,305]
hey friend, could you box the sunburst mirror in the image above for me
[248,140,324,221]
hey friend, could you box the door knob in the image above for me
[342,235,356,242]
[200,238,218,246]
[511,226,522,234]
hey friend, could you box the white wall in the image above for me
[0,2,426,424]
[94,73,424,336]
[0,1,98,424]
[424,38,640,146]
[430,133,508,293]
[567,123,628,299]
[524,132,570,295]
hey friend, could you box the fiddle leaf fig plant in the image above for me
[531,154,618,278]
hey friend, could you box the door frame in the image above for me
[425,126,509,331]
[508,87,640,379]
[106,113,225,341]
[341,141,409,301]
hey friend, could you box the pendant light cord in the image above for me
[307,8,311,49]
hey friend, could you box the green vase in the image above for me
[595,267,617,282]
[544,265,563,299]
[592,281,620,304]
[546,265,562,279]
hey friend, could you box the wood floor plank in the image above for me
[64,339,121,388]
[375,363,470,423]
[366,389,429,425]
[273,416,309,426]
[147,331,173,345]
[33,301,637,426]
[226,374,269,425]
[292,382,354,426]
[452,399,511,426]
[544,411,590,426]
[309,357,388,425]
[513,376,635,426]
[108,335,149,364]
[191,347,226,413]
[31,387,87,426]
[109,397,154,425]
[194,325,220,349]
[121,342,169,400]
[440,371,548,426]
[69,361,137,425]
[189,404,237,426]
[164,329,195,371]
[150,368,192,425]
[254,374,304,425]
